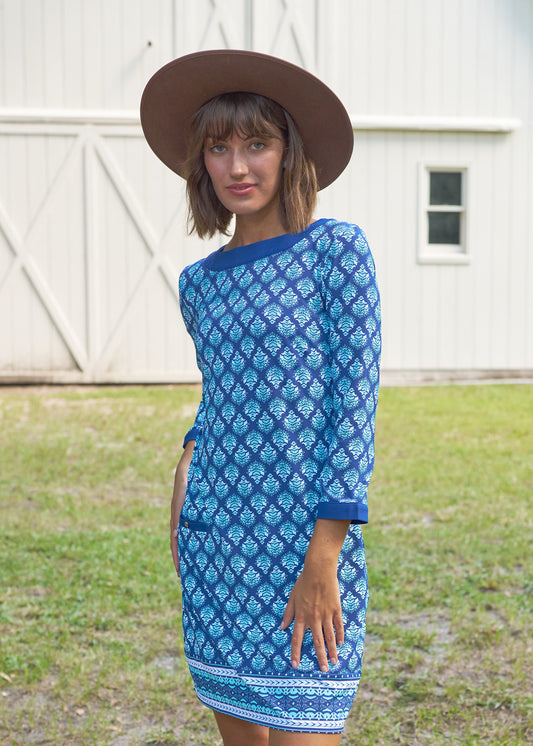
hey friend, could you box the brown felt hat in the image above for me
[140,49,353,190]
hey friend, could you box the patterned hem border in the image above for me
[197,692,346,733]
[187,656,360,733]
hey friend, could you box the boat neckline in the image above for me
[202,219,330,271]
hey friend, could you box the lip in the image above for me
[227,183,256,196]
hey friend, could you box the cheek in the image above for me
[273,161,285,187]
[202,154,214,179]
[203,159,223,190]
[264,155,284,183]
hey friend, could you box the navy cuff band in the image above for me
[317,502,368,524]
[183,426,200,448]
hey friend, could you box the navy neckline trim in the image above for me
[202,219,330,271]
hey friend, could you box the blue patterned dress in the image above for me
[177,219,381,733]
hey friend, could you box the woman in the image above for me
[141,50,381,745]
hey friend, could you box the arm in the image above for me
[170,439,195,576]
[316,224,381,523]
[174,268,206,573]
[281,224,381,670]
[171,397,205,573]
[280,518,350,672]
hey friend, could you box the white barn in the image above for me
[0,0,531,383]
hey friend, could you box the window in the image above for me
[418,165,469,264]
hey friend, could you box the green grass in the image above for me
[0,384,531,745]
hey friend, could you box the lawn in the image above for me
[0,384,531,745]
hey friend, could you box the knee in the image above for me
[222,728,268,746]
[224,736,268,746]
[214,711,269,746]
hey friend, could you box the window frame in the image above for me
[418,163,470,265]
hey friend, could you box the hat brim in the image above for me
[140,50,353,191]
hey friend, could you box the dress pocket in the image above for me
[179,515,208,533]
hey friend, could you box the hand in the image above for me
[280,560,344,673]
[280,518,349,672]
[170,440,195,577]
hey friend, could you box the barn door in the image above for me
[0,0,320,383]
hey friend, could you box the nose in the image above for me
[229,148,248,178]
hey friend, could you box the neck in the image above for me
[225,210,286,251]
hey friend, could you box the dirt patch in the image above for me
[0,683,209,746]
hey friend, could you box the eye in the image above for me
[250,141,266,151]
[210,143,226,154]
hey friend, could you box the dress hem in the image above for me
[188,655,359,734]
[194,691,346,734]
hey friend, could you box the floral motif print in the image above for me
[177,219,381,733]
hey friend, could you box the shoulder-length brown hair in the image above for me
[183,92,318,239]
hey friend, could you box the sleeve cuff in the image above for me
[316,502,368,524]
[183,426,200,448]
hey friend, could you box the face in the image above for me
[203,129,285,220]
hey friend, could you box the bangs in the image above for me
[192,92,287,143]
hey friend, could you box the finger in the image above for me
[323,622,338,665]
[333,609,344,646]
[290,620,306,669]
[311,624,330,673]
[279,594,295,631]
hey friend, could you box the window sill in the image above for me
[418,253,471,266]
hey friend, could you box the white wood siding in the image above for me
[319,0,533,374]
[0,0,531,381]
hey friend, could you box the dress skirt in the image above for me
[178,506,368,732]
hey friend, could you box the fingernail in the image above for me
[331,657,338,665]
[291,660,298,668]
[320,665,328,673]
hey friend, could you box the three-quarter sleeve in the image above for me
[316,224,381,523]
[183,398,205,447]
[179,264,206,448]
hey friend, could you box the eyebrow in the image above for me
[206,132,274,143]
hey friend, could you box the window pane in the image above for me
[430,171,462,206]
[428,212,461,244]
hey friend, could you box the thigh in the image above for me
[213,710,269,746]
[269,729,342,746]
